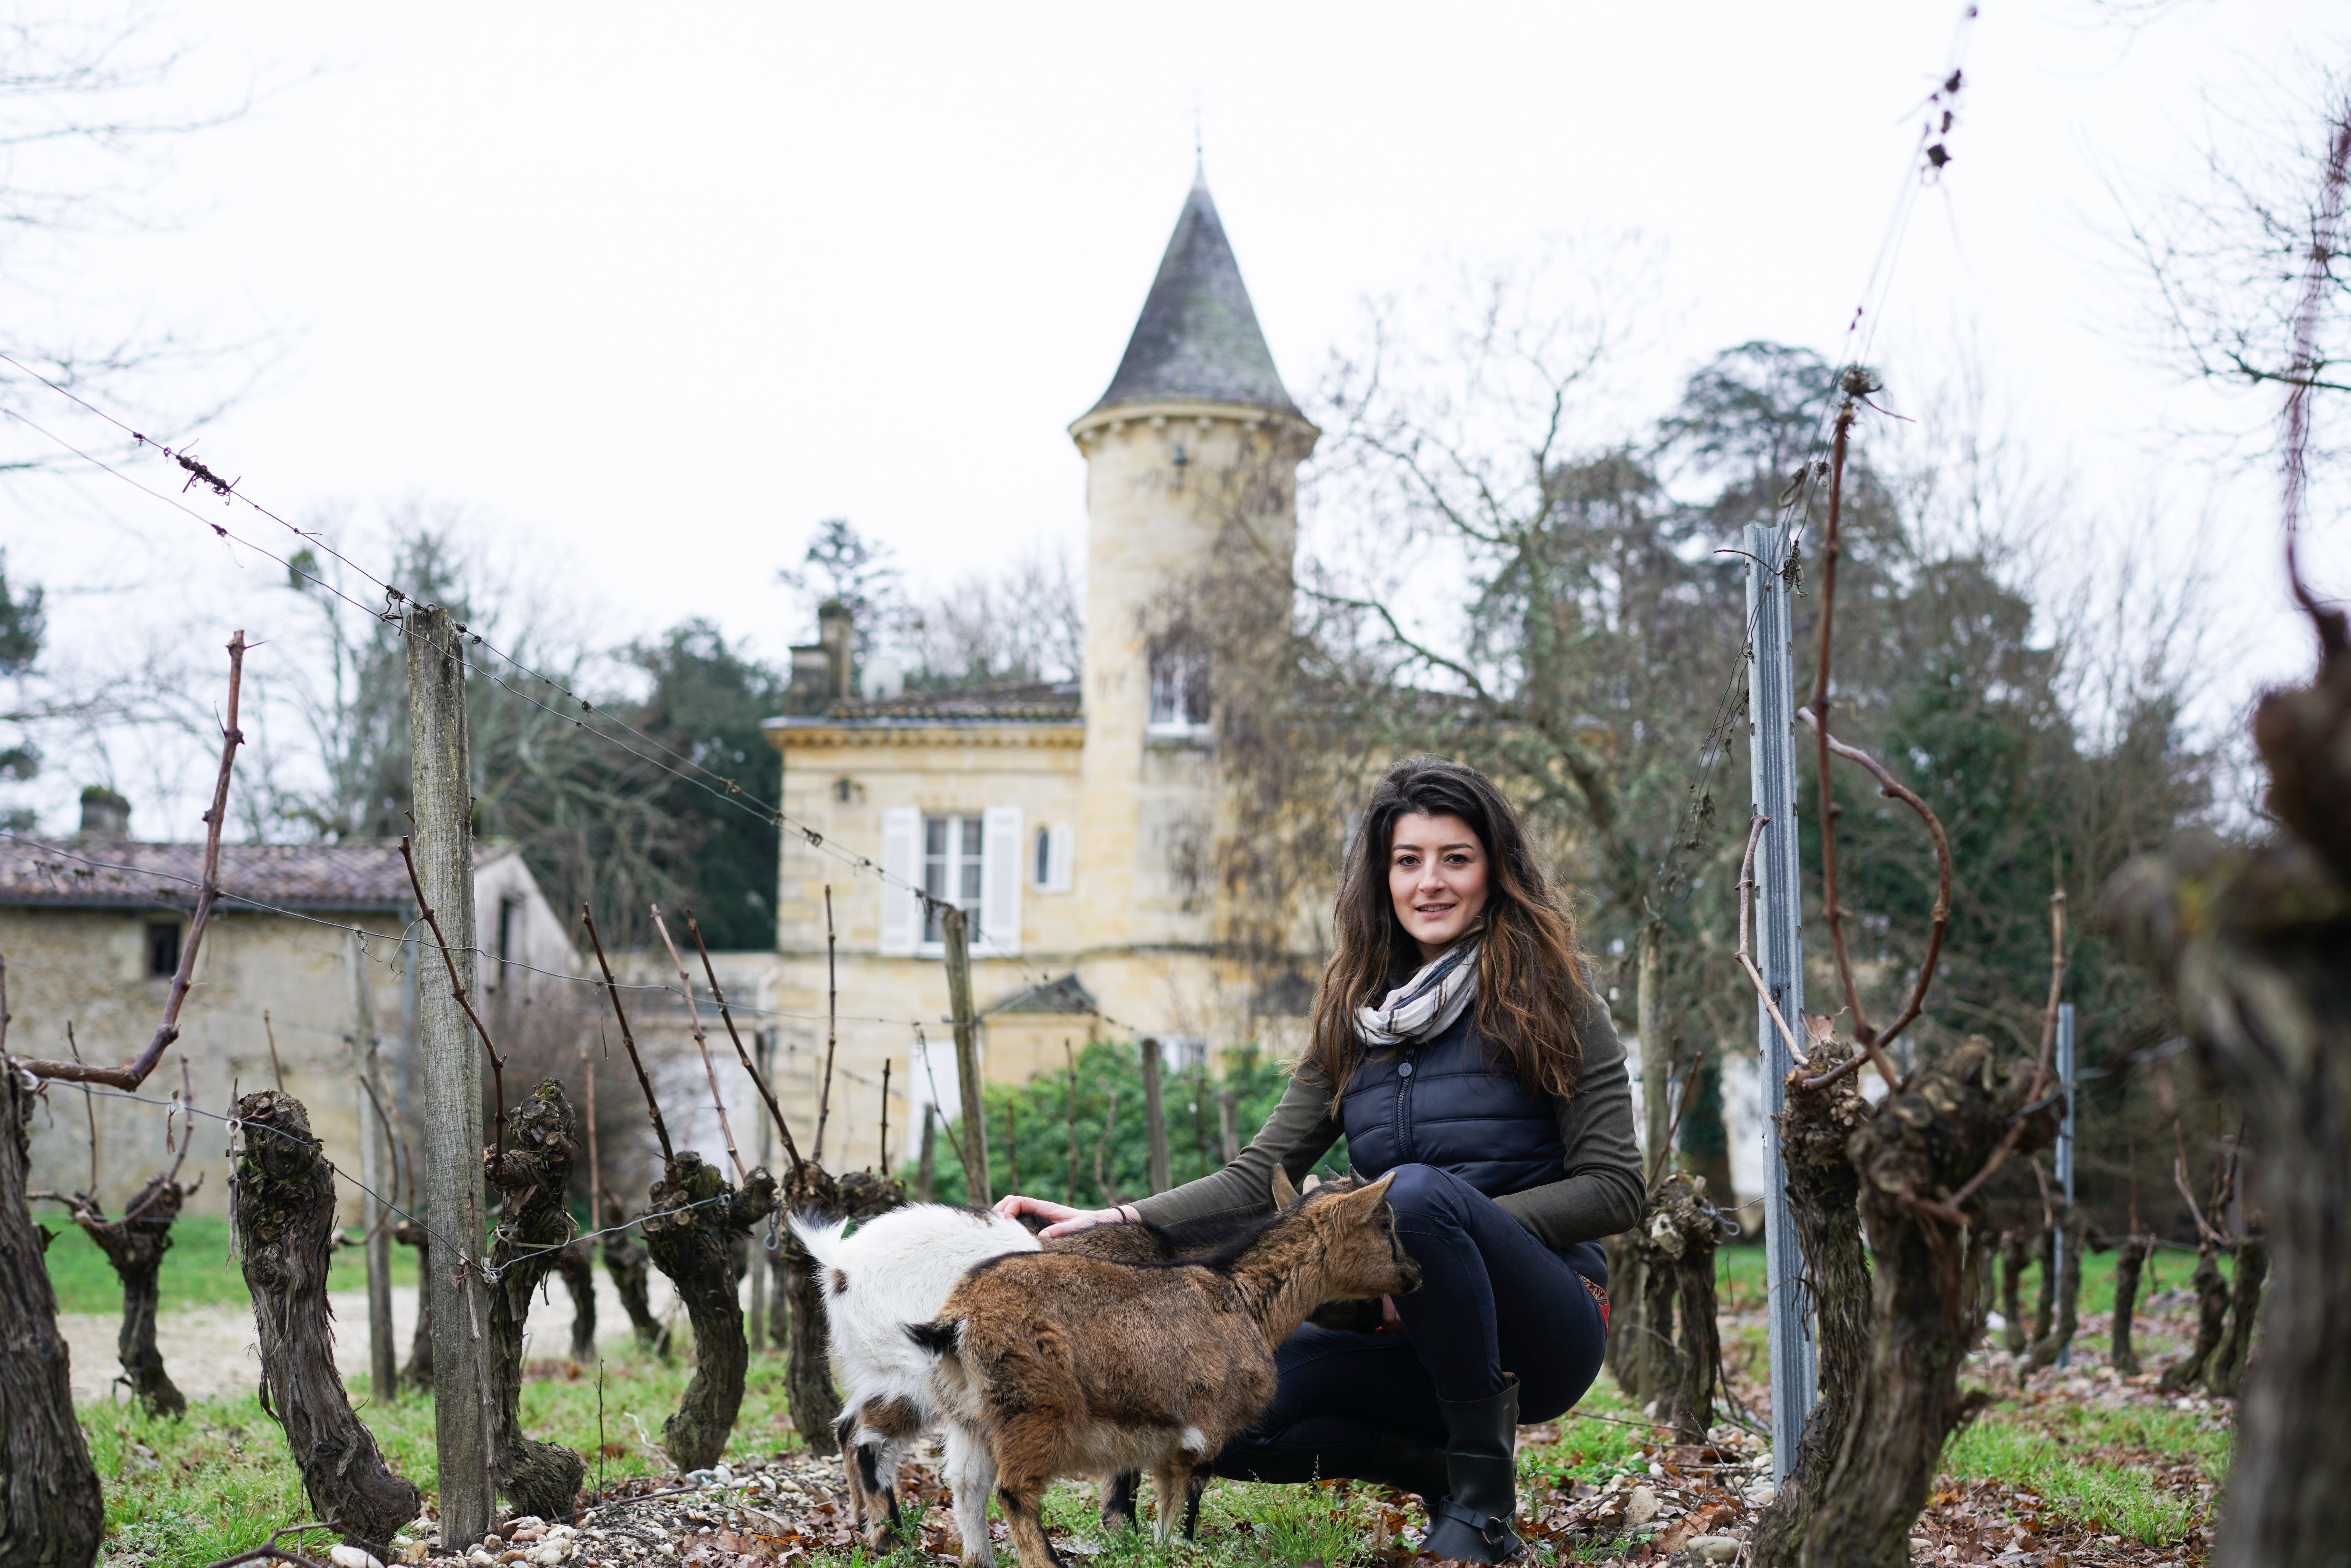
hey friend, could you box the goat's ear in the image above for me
[1269,1166,1300,1208]
[1346,1170,1397,1212]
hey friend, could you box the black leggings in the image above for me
[1210,1163,1608,1481]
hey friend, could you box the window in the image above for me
[1147,639,1210,735]
[1162,1035,1207,1072]
[922,814,985,946]
[1031,822,1074,893]
[490,894,522,990]
[880,805,1023,957]
[145,921,181,979]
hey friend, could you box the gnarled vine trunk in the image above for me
[2029,1223,2057,1348]
[1634,1226,1681,1416]
[764,1245,789,1352]
[599,1196,669,1360]
[1751,1051,1871,1567]
[396,1221,432,1385]
[75,1173,194,1417]
[1644,1172,1721,1444]
[2206,1236,2267,1400]
[0,1035,103,1568]
[1998,1227,2030,1355]
[642,1153,776,1470]
[2109,1236,2149,1376]
[1601,1232,1647,1402]
[554,1239,597,1363]
[230,1090,421,1551]
[483,1082,587,1520]
[1798,1041,2058,1568]
[2159,1243,2228,1394]
[2024,1205,2088,1373]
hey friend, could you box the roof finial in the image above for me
[1192,90,1204,185]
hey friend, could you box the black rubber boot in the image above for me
[1417,1375,1524,1563]
[1363,1425,1450,1503]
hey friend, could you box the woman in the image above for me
[997,757,1644,1562]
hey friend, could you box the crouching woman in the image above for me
[997,756,1645,1562]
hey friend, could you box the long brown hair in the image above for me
[1305,757,1591,1099]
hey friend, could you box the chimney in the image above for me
[78,786,130,840]
[817,600,854,703]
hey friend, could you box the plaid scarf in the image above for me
[1354,939,1481,1047]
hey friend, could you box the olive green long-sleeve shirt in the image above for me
[1131,985,1647,1251]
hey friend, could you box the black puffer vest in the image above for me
[1336,1006,1565,1198]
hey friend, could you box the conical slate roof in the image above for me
[1085,175,1301,420]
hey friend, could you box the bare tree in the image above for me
[0,11,272,463]
[901,542,1085,691]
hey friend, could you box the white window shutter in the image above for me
[978,805,1024,956]
[1048,822,1076,893]
[878,807,921,956]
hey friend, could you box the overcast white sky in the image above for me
[1,0,2340,836]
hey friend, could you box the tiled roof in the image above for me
[986,973,1100,1017]
[0,836,494,911]
[1083,175,1301,421]
[769,682,1083,726]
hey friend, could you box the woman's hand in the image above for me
[992,1193,1133,1239]
[1376,1294,1405,1333]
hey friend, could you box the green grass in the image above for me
[1940,1419,2201,1546]
[83,1346,801,1568]
[45,1218,418,1315]
[1206,1477,1379,1566]
[1519,1380,1652,1490]
[1938,1393,2226,1547]
[1713,1236,2220,1331]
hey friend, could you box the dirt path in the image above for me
[63,1269,685,1406]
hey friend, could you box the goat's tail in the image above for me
[904,1319,961,1359]
[786,1209,854,1271]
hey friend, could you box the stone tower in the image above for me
[1067,173,1318,1008]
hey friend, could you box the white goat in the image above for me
[788,1204,1040,1560]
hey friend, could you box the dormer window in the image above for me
[1147,638,1210,736]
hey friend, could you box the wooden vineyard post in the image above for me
[2052,1001,2077,1370]
[406,603,492,1544]
[1139,1038,1171,1195]
[1638,920,1671,1171]
[940,906,988,1201]
[1068,1043,1083,1203]
[350,927,398,1404]
[750,1029,774,1344]
[917,1106,936,1202]
[1743,520,1816,1480]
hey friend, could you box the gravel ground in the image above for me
[63,1270,685,1405]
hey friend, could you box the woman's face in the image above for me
[1388,812,1490,962]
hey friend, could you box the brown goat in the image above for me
[1032,1175,1340,1539]
[911,1171,1417,1568]
[811,1175,1343,1554]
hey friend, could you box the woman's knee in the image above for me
[1379,1163,1466,1225]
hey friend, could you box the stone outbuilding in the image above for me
[0,791,574,1219]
